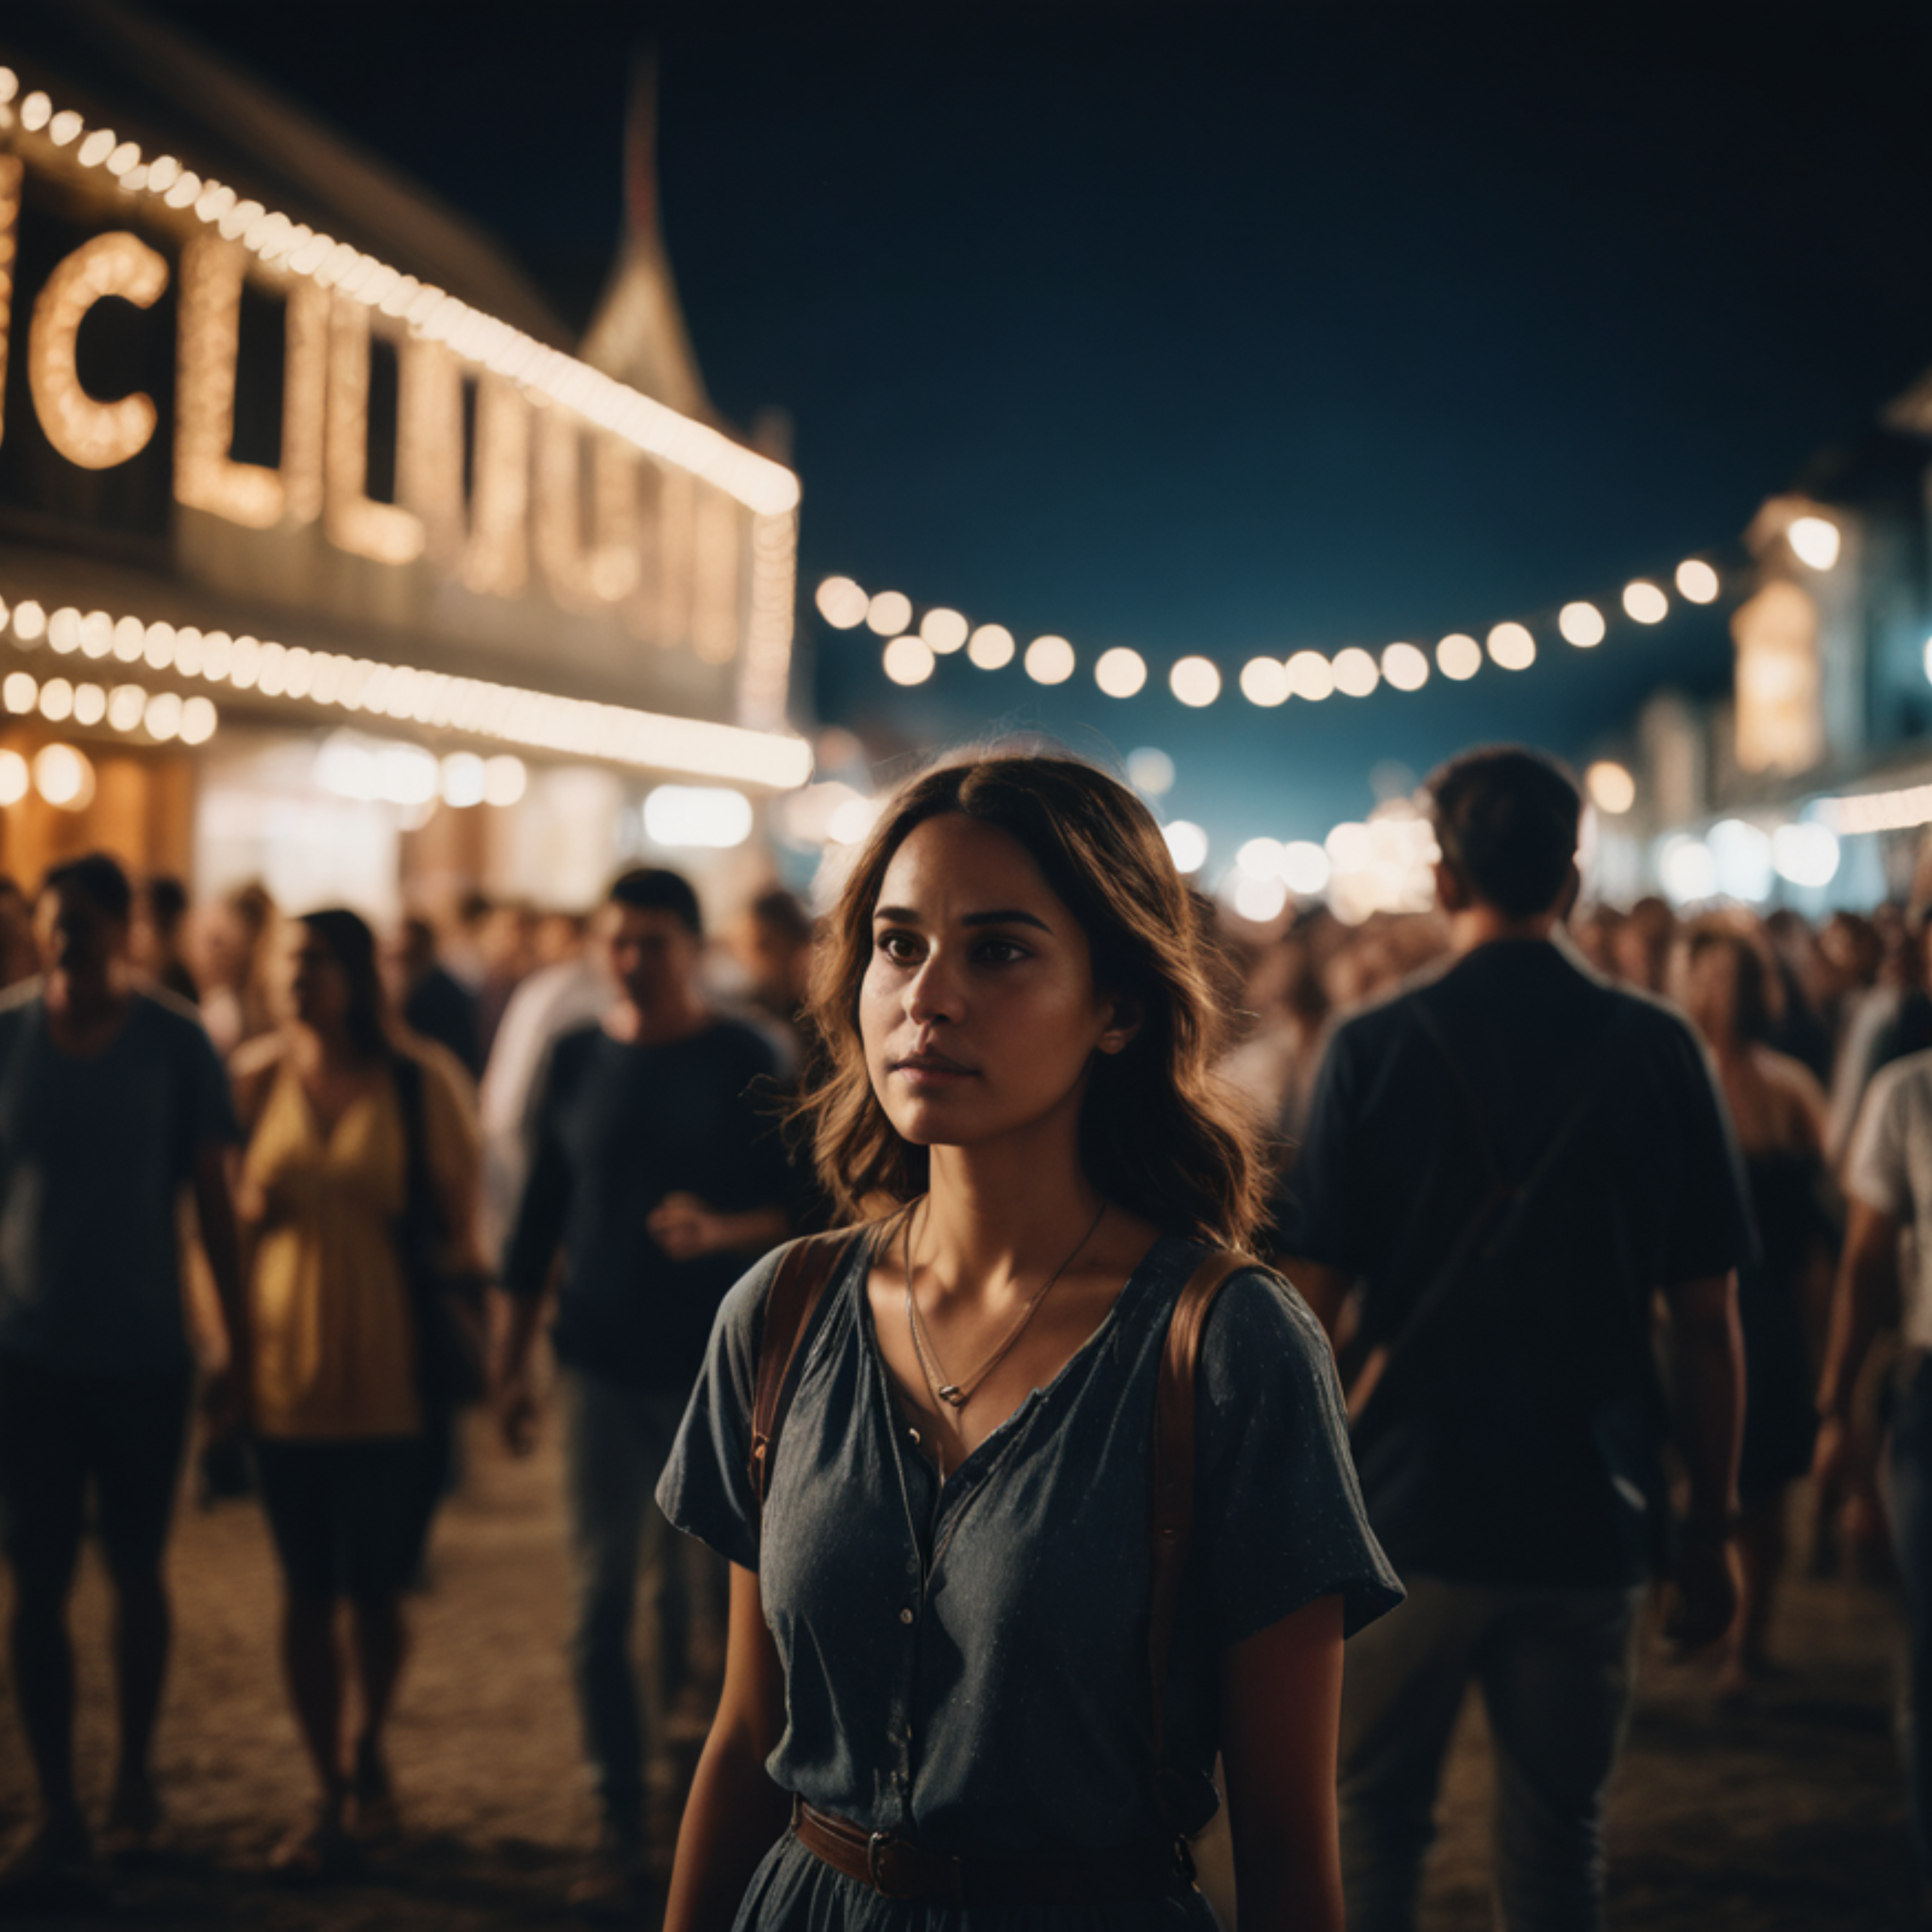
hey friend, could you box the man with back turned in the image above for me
[1279,747,1752,1932]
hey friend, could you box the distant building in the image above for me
[0,1,806,917]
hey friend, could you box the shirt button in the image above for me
[899,1607,915,1624]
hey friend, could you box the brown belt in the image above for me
[789,1797,1183,1905]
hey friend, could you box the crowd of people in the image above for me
[0,744,1929,1931]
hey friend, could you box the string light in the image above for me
[1486,622,1536,671]
[882,634,936,685]
[1025,635,1076,685]
[1559,601,1606,647]
[0,586,811,788]
[812,548,1729,714]
[1623,581,1669,625]
[1095,647,1147,698]
[1169,656,1220,706]
[967,624,1015,670]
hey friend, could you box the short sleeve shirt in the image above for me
[1846,1048,1932,1352]
[658,1230,1399,1885]
[1277,940,1756,1587]
[0,985,241,1376]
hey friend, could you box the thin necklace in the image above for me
[903,1196,1109,1411]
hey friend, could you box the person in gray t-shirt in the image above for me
[0,855,243,1883]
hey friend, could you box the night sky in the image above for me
[137,2,1932,855]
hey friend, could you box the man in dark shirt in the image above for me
[496,867,790,1912]
[1279,748,1751,1932]
[390,915,483,1079]
[0,855,244,1881]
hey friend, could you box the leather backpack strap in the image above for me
[749,1229,864,1517]
[1148,1244,1252,1844]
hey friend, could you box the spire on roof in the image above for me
[580,50,711,423]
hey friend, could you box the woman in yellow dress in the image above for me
[232,908,483,1875]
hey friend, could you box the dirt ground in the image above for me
[0,1414,1912,1929]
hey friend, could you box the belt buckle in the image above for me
[867,1829,917,1900]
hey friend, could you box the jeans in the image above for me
[1886,1358,1932,1887]
[1337,1572,1646,1932]
[562,1367,724,1837]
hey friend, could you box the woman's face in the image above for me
[283,925,352,1031]
[860,814,1136,1157]
[1683,941,1743,1044]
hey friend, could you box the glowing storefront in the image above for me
[0,4,808,915]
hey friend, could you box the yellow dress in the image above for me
[244,1047,478,1441]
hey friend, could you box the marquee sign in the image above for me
[0,74,799,734]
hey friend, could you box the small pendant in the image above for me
[937,1384,965,1408]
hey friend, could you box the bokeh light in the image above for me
[921,608,969,654]
[1436,634,1482,680]
[1332,647,1380,697]
[1487,623,1535,671]
[1381,642,1429,691]
[1585,760,1636,815]
[1285,650,1334,701]
[1163,820,1208,874]
[1126,747,1174,795]
[815,577,870,629]
[1787,516,1841,571]
[1675,560,1720,605]
[1240,657,1290,706]
[1095,647,1147,698]
[866,590,913,636]
[883,634,936,685]
[1169,656,1221,707]
[968,623,1016,670]
[1622,580,1668,624]
[1025,635,1076,685]
[1558,601,1606,647]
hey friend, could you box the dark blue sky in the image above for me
[144,2,1932,849]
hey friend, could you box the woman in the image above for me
[657,755,1399,1930]
[232,909,483,1873]
[1676,916,1834,1694]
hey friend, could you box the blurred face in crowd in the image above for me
[1681,939,1744,1048]
[35,885,126,985]
[604,903,701,1018]
[859,813,1130,1156]
[284,923,352,1033]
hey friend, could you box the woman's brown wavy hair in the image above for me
[796,753,1268,1249]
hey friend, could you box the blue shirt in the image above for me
[0,985,240,1377]
[658,1228,1400,1929]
